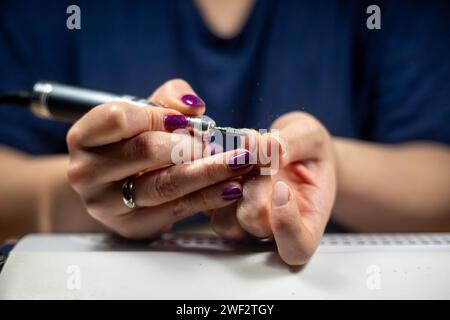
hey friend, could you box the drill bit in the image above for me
[214,126,249,136]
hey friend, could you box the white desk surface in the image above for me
[0,233,449,299]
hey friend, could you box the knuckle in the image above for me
[270,111,302,128]
[203,163,220,182]
[152,169,181,201]
[128,133,155,159]
[310,125,330,153]
[104,103,129,132]
[297,113,327,136]
[197,188,212,209]
[272,111,318,129]
[67,160,97,188]
[66,126,81,150]
[238,201,269,224]
[237,202,271,237]
[164,78,188,90]
[291,111,317,123]
[237,207,253,227]
[145,109,160,132]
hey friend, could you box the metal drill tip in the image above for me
[215,126,249,136]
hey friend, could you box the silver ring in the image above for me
[122,177,137,209]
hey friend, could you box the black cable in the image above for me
[0,91,31,107]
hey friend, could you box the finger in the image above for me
[243,116,324,168]
[210,203,247,241]
[236,175,273,238]
[109,181,243,239]
[67,101,181,149]
[90,149,253,215]
[149,79,205,116]
[134,149,253,207]
[270,180,316,266]
[272,112,331,164]
[81,131,204,184]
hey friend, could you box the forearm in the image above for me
[0,146,103,242]
[332,138,450,232]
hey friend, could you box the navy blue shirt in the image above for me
[1,0,449,154]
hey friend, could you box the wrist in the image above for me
[32,155,103,233]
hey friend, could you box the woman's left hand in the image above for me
[210,112,337,266]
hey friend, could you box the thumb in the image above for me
[271,180,314,266]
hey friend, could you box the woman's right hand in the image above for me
[66,79,253,239]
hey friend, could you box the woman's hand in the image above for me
[210,112,337,266]
[66,79,253,239]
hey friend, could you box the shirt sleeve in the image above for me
[366,0,450,144]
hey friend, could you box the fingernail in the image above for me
[181,94,205,108]
[272,181,290,207]
[221,187,243,200]
[228,151,252,171]
[164,115,188,131]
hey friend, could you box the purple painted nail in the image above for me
[181,94,205,108]
[164,115,188,131]
[221,187,243,200]
[228,151,252,171]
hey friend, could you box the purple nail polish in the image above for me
[221,187,243,200]
[164,115,188,131]
[181,94,205,108]
[228,151,252,171]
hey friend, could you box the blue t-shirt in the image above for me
[1,0,449,230]
[1,0,449,154]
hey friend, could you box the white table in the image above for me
[0,233,449,299]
